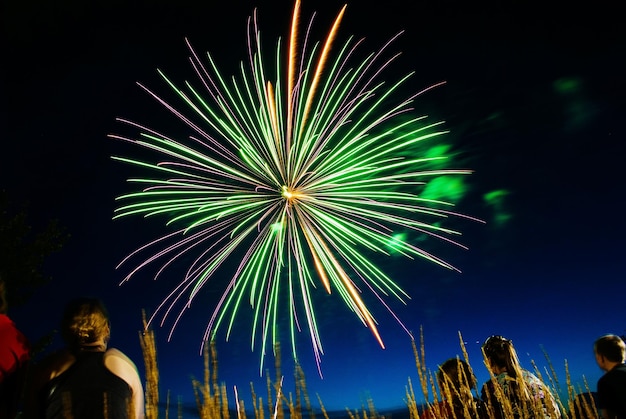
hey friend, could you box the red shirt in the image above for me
[0,314,30,383]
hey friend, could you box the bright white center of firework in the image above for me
[281,185,302,203]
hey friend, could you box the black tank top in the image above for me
[42,351,132,419]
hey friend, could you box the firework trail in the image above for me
[111,1,480,373]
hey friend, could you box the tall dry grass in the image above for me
[140,310,160,419]
[139,324,598,419]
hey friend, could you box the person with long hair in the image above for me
[25,298,144,419]
[481,335,560,419]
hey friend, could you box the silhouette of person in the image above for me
[25,297,144,419]
[594,334,626,419]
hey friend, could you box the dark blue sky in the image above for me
[3,0,625,413]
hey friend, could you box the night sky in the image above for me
[3,0,625,413]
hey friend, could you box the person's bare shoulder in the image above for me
[103,348,140,382]
[104,348,137,368]
[104,348,145,419]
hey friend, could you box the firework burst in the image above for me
[111,0,479,372]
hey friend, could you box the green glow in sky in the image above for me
[553,77,582,94]
[483,189,512,227]
[424,144,451,160]
[385,233,407,254]
[553,76,593,130]
[421,175,468,203]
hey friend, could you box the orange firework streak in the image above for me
[276,3,383,348]
[297,3,347,143]
[293,201,385,349]
[285,0,301,159]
